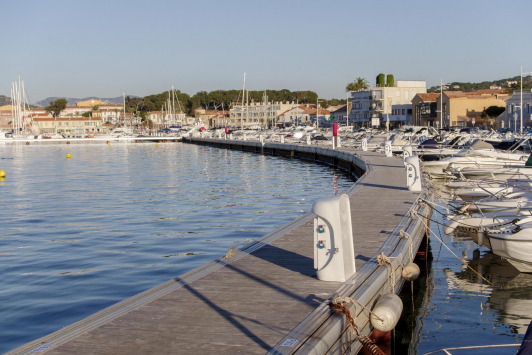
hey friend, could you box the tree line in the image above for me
[125,89,324,119]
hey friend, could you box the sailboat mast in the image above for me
[241,73,245,130]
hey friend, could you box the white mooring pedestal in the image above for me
[312,194,356,282]
[405,155,422,192]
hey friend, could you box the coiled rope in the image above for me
[329,297,386,355]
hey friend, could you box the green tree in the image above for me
[386,74,394,87]
[45,98,67,118]
[92,105,99,111]
[505,82,531,95]
[82,111,91,118]
[481,106,505,118]
[376,73,385,87]
[345,77,369,92]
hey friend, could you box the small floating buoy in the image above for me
[370,293,403,332]
[66,141,70,144]
[67,153,71,159]
[108,144,111,148]
[402,262,420,281]
[156,143,158,147]
[106,141,110,144]
[0,170,5,178]
[25,142,30,145]
[291,151,295,157]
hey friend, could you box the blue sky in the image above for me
[1,0,531,102]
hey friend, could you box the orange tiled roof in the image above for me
[416,93,441,102]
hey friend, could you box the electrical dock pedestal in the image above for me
[8,139,432,355]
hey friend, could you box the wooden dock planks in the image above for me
[11,144,419,355]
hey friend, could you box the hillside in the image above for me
[34,96,137,107]
[428,75,532,93]
[0,95,12,106]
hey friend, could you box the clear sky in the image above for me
[1,0,531,103]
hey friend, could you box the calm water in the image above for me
[0,142,353,353]
[395,206,530,354]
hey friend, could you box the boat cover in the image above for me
[470,140,494,151]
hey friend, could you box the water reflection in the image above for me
[396,207,526,354]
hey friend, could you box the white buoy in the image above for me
[402,262,420,282]
[370,293,403,332]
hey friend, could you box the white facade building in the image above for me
[500,90,532,132]
[350,80,426,127]
[229,101,302,128]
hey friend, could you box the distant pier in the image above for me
[7,139,431,355]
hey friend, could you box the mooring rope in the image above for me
[411,210,493,285]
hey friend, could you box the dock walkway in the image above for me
[9,141,427,355]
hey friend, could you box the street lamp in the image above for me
[317,99,325,129]
[520,66,532,134]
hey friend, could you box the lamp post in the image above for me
[317,99,324,129]
[520,67,532,134]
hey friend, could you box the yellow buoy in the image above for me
[156,143,158,147]
[0,170,5,178]
[108,144,111,148]
[67,154,71,159]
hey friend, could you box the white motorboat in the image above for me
[485,221,532,273]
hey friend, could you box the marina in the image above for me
[3,139,431,354]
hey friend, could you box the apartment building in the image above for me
[411,93,441,126]
[499,90,532,131]
[350,80,427,127]
[439,89,508,128]
[229,101,302,128]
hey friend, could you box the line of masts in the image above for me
[11,76,37,135]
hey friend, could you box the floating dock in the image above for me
[8,139,431,355]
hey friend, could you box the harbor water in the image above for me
[395,204,530,354]
[0,142,353,353]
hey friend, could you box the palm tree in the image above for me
[345,77,369,92]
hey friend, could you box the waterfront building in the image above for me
[438,89,508,128]
[411,93,441,126]
[498,89,532,131]
[148,111,187,127]
[229,101,301,128]
[33,116,106,135]
[350,80,427,128]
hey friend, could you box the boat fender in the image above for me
[478,228,484,247]
[401,262,420,282]
[444,216,462,235]
[370,293,403,332]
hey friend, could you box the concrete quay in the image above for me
[7,138,431,355]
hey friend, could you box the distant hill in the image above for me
[428,75,532,93]
[0,95,12,106]
[34,96,138,107]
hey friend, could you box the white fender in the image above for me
[371,293,403,332]
[307,135,311,145]
[402,262,420,282]
[405,155,422,192]
[281,135,285,144]
[478,228,484,247]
